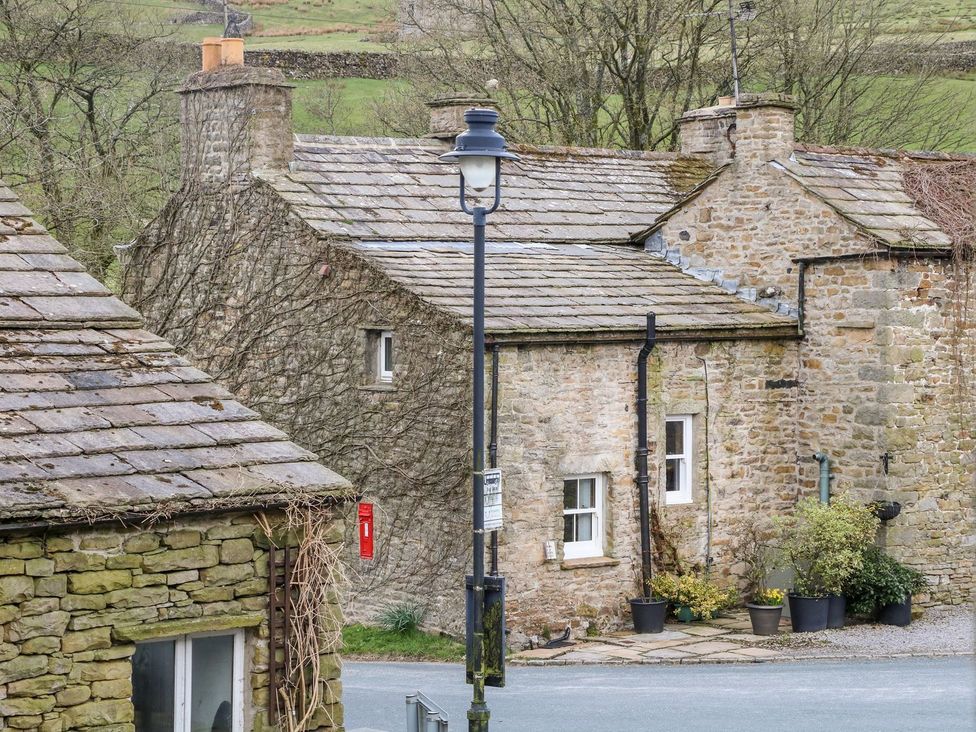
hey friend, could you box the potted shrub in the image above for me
[629,573,668,634]
[746,588,785,636]
[730,516,784,635]
[778,496,879,632]
[844,546,927,626]
[650,573,737,623]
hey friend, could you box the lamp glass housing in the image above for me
[459,156,497,191]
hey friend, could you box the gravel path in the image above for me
[771,605,974,658]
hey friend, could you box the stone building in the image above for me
[0,183,351,728]
[125,50,973,638]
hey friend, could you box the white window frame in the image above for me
[135,629,245,732]
[377,330,394,383]
[665,415,693,505]
[562,474,605,559]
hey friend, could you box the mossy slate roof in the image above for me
[0,184,351,525]
[349,241,796,335]
[261,135,714,244]
[773,147,970,250]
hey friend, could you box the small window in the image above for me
[132,630,244,732]
[562,475,604,559]
[377,330,394,383]
[665,415,693,505]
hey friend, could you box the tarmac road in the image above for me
[344,656,975,731]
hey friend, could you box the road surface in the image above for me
[344,656,975,731]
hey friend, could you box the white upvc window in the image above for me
[377,330,394,383]
[132,630,245,732]
[665,415,693,505]
[562,475,604,559]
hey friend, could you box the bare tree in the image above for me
[755,0,969,149]
[386,0,741,149]
[0,0,186,281]
[388,0,970,151]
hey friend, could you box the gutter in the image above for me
[0,493,356,537]
[486,324,799,347]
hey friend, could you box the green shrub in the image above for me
[777,496,879,596]
[377,603,425,634]
[844,546,927,616]
[650,572,738,619]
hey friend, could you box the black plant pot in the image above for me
[788,594,829,632]
[746,603,783,636]
[878,596,912,627]
[827,594,846,629]
[629,598,668,634]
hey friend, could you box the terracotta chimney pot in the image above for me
[220,37,245,67]
[201,37,222,72]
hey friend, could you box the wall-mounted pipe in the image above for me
[813,451,831,503]
[636,313,657,596]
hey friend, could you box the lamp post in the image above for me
[440,108,518,732]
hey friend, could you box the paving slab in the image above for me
[700,651,753,661]
[679,640,746,655]
[642,647,695,659]
[671,625,731,637]
[516,647,571,660]
[631,639,694,651]
[733,647,783,659]
[723,632,769,642]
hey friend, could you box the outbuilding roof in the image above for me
[349,240,796,338]
[772,147,970,250]
[261,135,714,245]
[0,184,351,525]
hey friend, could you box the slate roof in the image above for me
[260,135,714,245]
[772,147,970,250]
[348,241,796,336]
[0,184,351,525]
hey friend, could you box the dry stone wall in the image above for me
[0,511,344,731]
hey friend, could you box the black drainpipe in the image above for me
[636,313,656,596]
[489,343,500,576]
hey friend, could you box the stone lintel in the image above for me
[113,612,264,642]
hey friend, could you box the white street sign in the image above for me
[484,468,503,531]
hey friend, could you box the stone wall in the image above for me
[124,182,473,634]
[799,254,975,604]
[0,511,344,731]
[494,336,799,638]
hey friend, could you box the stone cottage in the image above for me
[0,183,350,729]
[124,50,973,638]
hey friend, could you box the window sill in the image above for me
[359,383,396,393]
[560,557,620,571]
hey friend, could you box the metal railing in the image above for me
[406,692,449,732]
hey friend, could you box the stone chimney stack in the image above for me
[678,93,796,167]
[732,93,796,165]
[179,39,293,186]
[677,97,737,165]
[426,96,498,140]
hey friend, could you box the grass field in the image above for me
[159,0,394,51]
[154,0,976,51]
[342,624,465,661]
[288,74,976,151]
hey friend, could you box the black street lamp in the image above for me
[441,108,518,732]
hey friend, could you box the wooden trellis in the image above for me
[268,544,293,722]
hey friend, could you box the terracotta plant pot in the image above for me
[746,603,783,636]
[629,598,668,634]
[788,593,829,632]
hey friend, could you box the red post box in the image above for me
[358,502,374,560]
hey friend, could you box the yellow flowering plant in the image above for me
[650,572,738,619]
[752,588,785,607]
